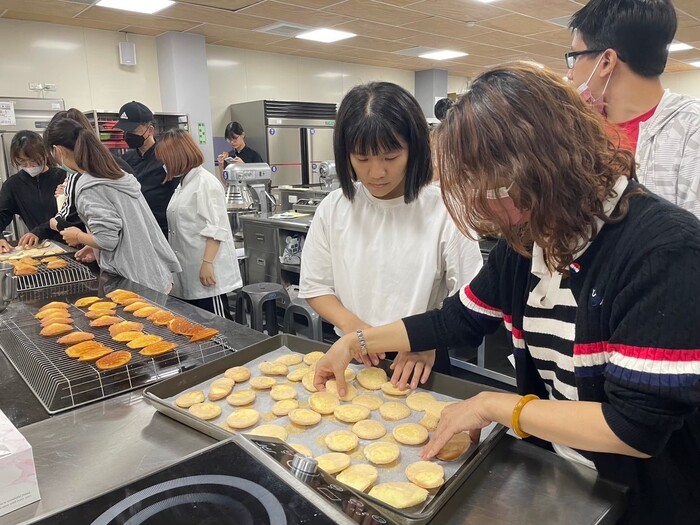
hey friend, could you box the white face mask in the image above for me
[577,54,613,116]
[24,165,44,177]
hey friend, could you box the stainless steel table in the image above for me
[0,276,626,525]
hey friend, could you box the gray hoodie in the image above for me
[636,89,700,218]
[75,171,181,294]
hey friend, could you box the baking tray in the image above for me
[144,333,507,525]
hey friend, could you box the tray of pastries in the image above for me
[143,334,506,524]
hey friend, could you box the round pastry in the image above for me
[324,430,358,452]
[368,483,428,509]
[270,384,297,401]
[325,380,357,402]
[288,408,322,427]
[246,424,288,441]
[405,461,445,490]
[208,377,235,401]
[288,443,313,458]
[309,392,340,415]
[188,402,222,420]
[356,367,388,390]
[418,413,440,432]
[175,390,205,408]
[316,452,351,474]
[381,381,411,396]
[258,361,289,376]
[272,399,299,416]
[351,419,386,440]
[226,408,260,429]
[344,368,357,382]
[275,353,304,366]
[303,351,325,366]
[334,404,371,424]
[363,442,400,465]
[352,395,384,411]
[224,366,251,382]
[336,464,378,492]
[392,423,429,446]
[250,376,277,390]
[379,402,411,422]
[436,432,472,461]
[226,389,256,407]
[287,365,310,382]
[424,401,450,418]
[301,371,318,393]
[406,392,437,412]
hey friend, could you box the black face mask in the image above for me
[124,131,147,149]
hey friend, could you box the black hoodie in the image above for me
[0,167,66,241]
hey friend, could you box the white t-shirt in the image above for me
[167,166,242,300]
[299,183,483,333]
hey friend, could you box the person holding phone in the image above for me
[216,122,263,178]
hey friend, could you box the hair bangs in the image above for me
[345,114,404,157]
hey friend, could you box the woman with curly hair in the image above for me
[313,63,700,525]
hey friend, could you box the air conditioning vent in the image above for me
[256,22,313,38]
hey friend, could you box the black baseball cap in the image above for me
[115,101,154,132]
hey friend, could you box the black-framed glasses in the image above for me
[564,49,604,69]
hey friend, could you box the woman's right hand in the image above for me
[217,152,228,166]
[313,334,356,397]
[54,183,65,197]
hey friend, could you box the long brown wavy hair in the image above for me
[437,62,637,273]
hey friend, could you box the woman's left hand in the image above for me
[419,393,494,460]
[390,350,435,390]
[200,261,216,287]
[60,227,82,247]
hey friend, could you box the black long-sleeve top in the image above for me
[0,167,66,241]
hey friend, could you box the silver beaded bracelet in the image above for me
[355,329,368,356]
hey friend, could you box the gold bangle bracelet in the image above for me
[511,394,539,438]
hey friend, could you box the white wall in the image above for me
[206,44,416,137]
[447,75,470,95]
[0,19,161,112]
[662,70,700,98]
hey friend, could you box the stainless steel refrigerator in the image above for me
[0,96,65,240]
[229,100,336,187]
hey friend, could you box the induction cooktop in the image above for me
[30,436,393,525]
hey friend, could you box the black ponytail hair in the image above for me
[44,118,123,180]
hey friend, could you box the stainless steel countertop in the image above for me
[0,392,626,525]
[0,275,626,525]
[240,211,313,232]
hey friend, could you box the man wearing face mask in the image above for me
[567,0,700,218]
[115,101,178,238]
[0,130,66,252]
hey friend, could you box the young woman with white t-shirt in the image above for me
[299,81,483,387]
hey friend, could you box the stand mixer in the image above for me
[318,161,339,191]
[223,163,276,237]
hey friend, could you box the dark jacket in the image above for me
[122,143,177,238]
[0,167,66,241]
